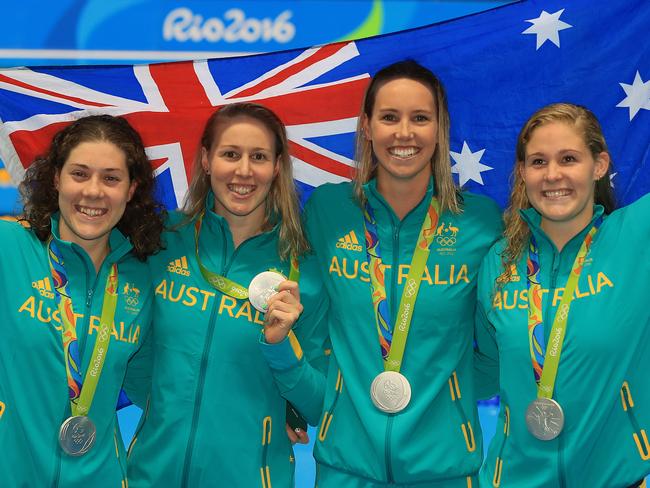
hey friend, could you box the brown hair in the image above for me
[353,59,461,213]
[183,102,308,259]
[499,103,616,283]
[19,114,166,260]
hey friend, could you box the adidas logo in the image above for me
[167,256,190,276]
[336,230,363,252]
[32,277,55,299]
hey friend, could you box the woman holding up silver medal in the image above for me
[0,115,165,486]
[125,102,328,487]
[475,103,650,487]
[303,60,502,487]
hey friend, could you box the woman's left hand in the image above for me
[263,280,303,344]
[286,423,310,444]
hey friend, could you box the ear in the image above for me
[361,114,371,141]
[200,147,210,175]
[127,181,137,203]
[594,151,610,180]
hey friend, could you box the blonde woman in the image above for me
[476,103,649,487]
[126,103,328,487]
[304,60,502,487]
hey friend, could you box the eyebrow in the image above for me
[67,163,126,172]
[376,108,434,116]
[218,144,273,152]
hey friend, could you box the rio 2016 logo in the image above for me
[163,7,295,44]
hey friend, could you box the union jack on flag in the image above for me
[0,0,648,210]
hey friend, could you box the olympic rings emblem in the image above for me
[557,304,569,321]
[98,325,110,341]
[125,296,139,306]
[404,279,417,298]
[214,277,226,288]
[436,236,456,247]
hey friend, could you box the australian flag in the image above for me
[0,0,648,210]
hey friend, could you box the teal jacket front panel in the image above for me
[125,205,328,488]
[304,180,502,485]
[476,193,650,488]
[0,216,153,488]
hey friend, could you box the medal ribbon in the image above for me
[363,197,440,372]
[48,239,118,416]
[194,211,299,297]
[526,225,598,399]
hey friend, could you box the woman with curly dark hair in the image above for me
[0,114,164,487]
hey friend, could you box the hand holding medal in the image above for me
[248,273,303,344]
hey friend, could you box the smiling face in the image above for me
[362,77,438,190]
[521,121,609,236]
[55,140,136,252]
[202,116,278,229]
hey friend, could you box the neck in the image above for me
[81,239,110,273]
[540,214,593,252]
[223,212,265,248]
[376,175,429,220]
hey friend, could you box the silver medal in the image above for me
[370,371,412,413]
[525,397,564,440]
[59,415,96,456]
[248,271,286,313]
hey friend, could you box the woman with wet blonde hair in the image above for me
[475,103,649,487]
[304,60,502,487]
[126,102,327,488]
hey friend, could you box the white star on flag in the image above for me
[523,9,572,49]
[450,141,493,186]
[616,71,650,120]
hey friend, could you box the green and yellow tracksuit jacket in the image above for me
[125,197,328,487]
[303,179,502,486]
[0,215,153,488]
[475,194,650,487]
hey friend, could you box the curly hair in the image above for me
[498,103,616,285]
[19,114,166,260]
[183,102,309,260]
[353,59,462,214]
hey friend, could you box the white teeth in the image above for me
[78,206,105,217]
[389,147,419,158]
[543,190,571,198]
[228,184,254,195]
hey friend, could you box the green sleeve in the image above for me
[473,259,500,400]
[258,250,330,426]
[122,325,153,408]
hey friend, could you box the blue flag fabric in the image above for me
[0,0,647,208]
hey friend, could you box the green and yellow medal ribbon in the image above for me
[194,210,299,296]
[363,197,440,372]
[48,238,118,416]
[527,225,598,399]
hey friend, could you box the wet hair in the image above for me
[353,59,461,213]
[183,102,308,259]
[19,114,166,260]
[499,102,616,284]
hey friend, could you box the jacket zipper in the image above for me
[375,193,424,484]
[53,251,103,487]
[180,231,258,486]
[542,243,564,486]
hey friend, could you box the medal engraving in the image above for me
[525,397,564,440]
[59,416,96,456]
[370,371,412,413]
[248,271,286,312]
